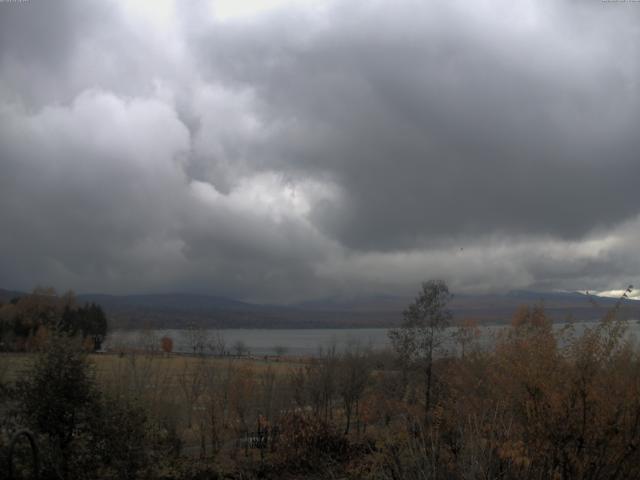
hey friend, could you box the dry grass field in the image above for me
[1,351,307,455]
[0,351,305,380]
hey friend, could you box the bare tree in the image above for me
[202,360,237,456]
[388,280,452,425]
[305,345,338,422]
[274,345,288,357]
[233,339,247,357]
[288,365,307,410]
[338,342,372,434]
[452,318,480,358]
[137,324,159,355]
[208,329,226,356]
[177,359,206,428]
[185,323,210,356]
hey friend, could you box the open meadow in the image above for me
[0,351,304,384]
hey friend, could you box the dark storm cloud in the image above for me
[0,1,117,105]
[0,0,639,300]
[192,0,640,250]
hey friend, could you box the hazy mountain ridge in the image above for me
[0,288,24,303]
[1,288,638,329]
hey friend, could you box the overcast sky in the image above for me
[1,0,639,301]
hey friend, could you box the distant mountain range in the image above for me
[1,288,638,329]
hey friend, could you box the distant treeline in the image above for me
[83,291,640,330]
[0,287,107,351]
[2,288,639,330]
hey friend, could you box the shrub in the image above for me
[13,333,150,479]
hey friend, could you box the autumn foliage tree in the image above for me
[0,288,108,351]
[160,336,174,354]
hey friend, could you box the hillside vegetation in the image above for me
[1,284,640,479]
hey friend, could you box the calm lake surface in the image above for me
[105,320,640,356]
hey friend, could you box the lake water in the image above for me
[104,320,640,357]
[106,328,397,356]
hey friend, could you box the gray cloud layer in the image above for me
[1,0,639,301]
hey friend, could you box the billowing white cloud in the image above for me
[0,0,639,301]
